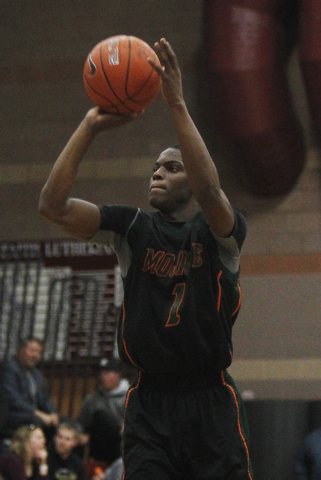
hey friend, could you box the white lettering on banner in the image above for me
[0,243,40,260]
[44,241,113,258]
[0,241,113,261]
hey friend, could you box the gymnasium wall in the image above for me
[1,0,321,401]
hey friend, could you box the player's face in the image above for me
[149,148,192,215]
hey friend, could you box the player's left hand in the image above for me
[85,107,137,134]
[149,38,185,109]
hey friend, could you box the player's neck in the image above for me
[159,201,200,222]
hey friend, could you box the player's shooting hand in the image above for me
[85,106,138,134]
[149,38,185,109]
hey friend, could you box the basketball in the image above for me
[83,35,162,115]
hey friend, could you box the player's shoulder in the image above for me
[98,205,140,233]
[231,207,247,246]
[233,206,247,227]
[132,209,160,227]
[99,204,138,219]
[99,205,156,222]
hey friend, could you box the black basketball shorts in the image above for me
[122,370,254,480]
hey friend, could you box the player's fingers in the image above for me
[148,58,166,83]
[96,111,137,130]
[154,40,171,67]
[115,113,138,124]
[159,38,179,70]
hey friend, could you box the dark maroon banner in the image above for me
[0,239,117,270]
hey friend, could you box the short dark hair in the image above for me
[18,336,44,350]
[57,421,81,438]
[171,144,180,149]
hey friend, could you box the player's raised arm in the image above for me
[149,38,235,238]
[38,108,134,241]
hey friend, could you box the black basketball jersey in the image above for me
[93,205,247,379]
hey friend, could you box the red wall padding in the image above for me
[204,0,306,196]
[299,0,321,138]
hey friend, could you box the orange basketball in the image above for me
[83,35,162,115]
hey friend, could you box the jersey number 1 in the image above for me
[166,283,186,327]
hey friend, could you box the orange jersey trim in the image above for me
[217,271,222,311]
[122,371,142,480]
[232,280,242,317]
[221,371,253,480]
[121,302,143,371]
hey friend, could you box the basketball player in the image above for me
[39,38,253,480]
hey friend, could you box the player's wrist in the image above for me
[169,100,187,114]
[81,116,99,137]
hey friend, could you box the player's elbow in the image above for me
[38,187,64,223]
[38,190,53,220]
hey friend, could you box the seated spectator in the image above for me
[77,357,129,475]
[0,337,59,444]
[47,421,85,480]
[0,424,49,480]
[294,427,321,479]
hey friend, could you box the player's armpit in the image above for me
[39,197,101,242]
